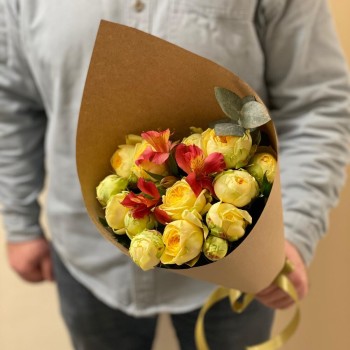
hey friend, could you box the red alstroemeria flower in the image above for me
[121,178,161,219]
[136,129,177,165]
[153,206,172,225]
[175,143,226,196]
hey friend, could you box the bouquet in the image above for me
[77,22,300,350]
[95,88,277,272]
[77,21,285,293]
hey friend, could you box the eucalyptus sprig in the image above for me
[213,87,271,136]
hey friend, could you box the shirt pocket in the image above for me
[169,0,256,20]
[0,0,8,63]
[165,0,261,81]
[166,0,256,49]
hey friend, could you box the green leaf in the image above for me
[167,152,179,176]
[250,128,261,146]
[261,173,273,197]
[214,123,245,137]
[240,101,271,129]
[214,87,242,121]
[144,170,165,181]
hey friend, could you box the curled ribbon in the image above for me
[195,260,300,350]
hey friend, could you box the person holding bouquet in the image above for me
[1,1,349,349]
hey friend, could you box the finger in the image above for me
[41,255,55,282]
[18,265,44,283]
[257,293,295,309]
[256,285,280,298]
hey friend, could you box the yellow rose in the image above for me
[96,175,128,207]
[213,170,259,207]
[206,202,252,241]
[105,192,129,234]
[160,219,204,265]
[129,230,165,271]
[201,128,252,168]
[124,212,156,240]
[159,179,210,220]
[111,144,137,179]
[182,133,203,149]
[246,152,277,185]
[131,140,168,180]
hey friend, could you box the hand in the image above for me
[7,237,55,283]
[255,240,309,309]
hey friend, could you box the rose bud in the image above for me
[206,202,252,242]
[160,176,178,189]
[105,192,130,234]
[124,212,156,240]
[160,219,204,266]
[129,229,165,271]
[203,235,228,261]
[213,170,259,207]
[246,152,277,186]
[201,128,252,168]
[96,175,128,206]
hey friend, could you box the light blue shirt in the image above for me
[1,0,350,316]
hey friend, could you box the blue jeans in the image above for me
[52,248,274,350]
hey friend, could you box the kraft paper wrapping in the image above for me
[76,21,285,294]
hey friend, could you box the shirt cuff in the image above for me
[2,212,44,242]
[283,211,323,266]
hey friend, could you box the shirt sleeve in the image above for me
[0,1,47,242]
[258,0,350,264]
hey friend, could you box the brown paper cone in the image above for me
[76,21,285,293]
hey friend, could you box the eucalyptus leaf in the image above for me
[242,95,256,105]
[214,123,245,137]
[208,118,232,129]
[240,101,271,129]
[214,87,242,121]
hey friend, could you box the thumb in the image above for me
[41,254,55,282]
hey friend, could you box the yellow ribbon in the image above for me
[195,260,300,350]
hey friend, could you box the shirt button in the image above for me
[134,0,145,12]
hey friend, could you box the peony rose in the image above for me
[246,152,277,186]
[182,133,203,149]
[206,202,252,241]
[105,192,130,234]
[201,128,252,168]
[96,174,128,206]
[129,229,165,271]
[203,235,228,261]
[160,219,205,265]
[124,212,156,240]
[159,179,210,220]
[111,144,138,179]
[213,170,258,207]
